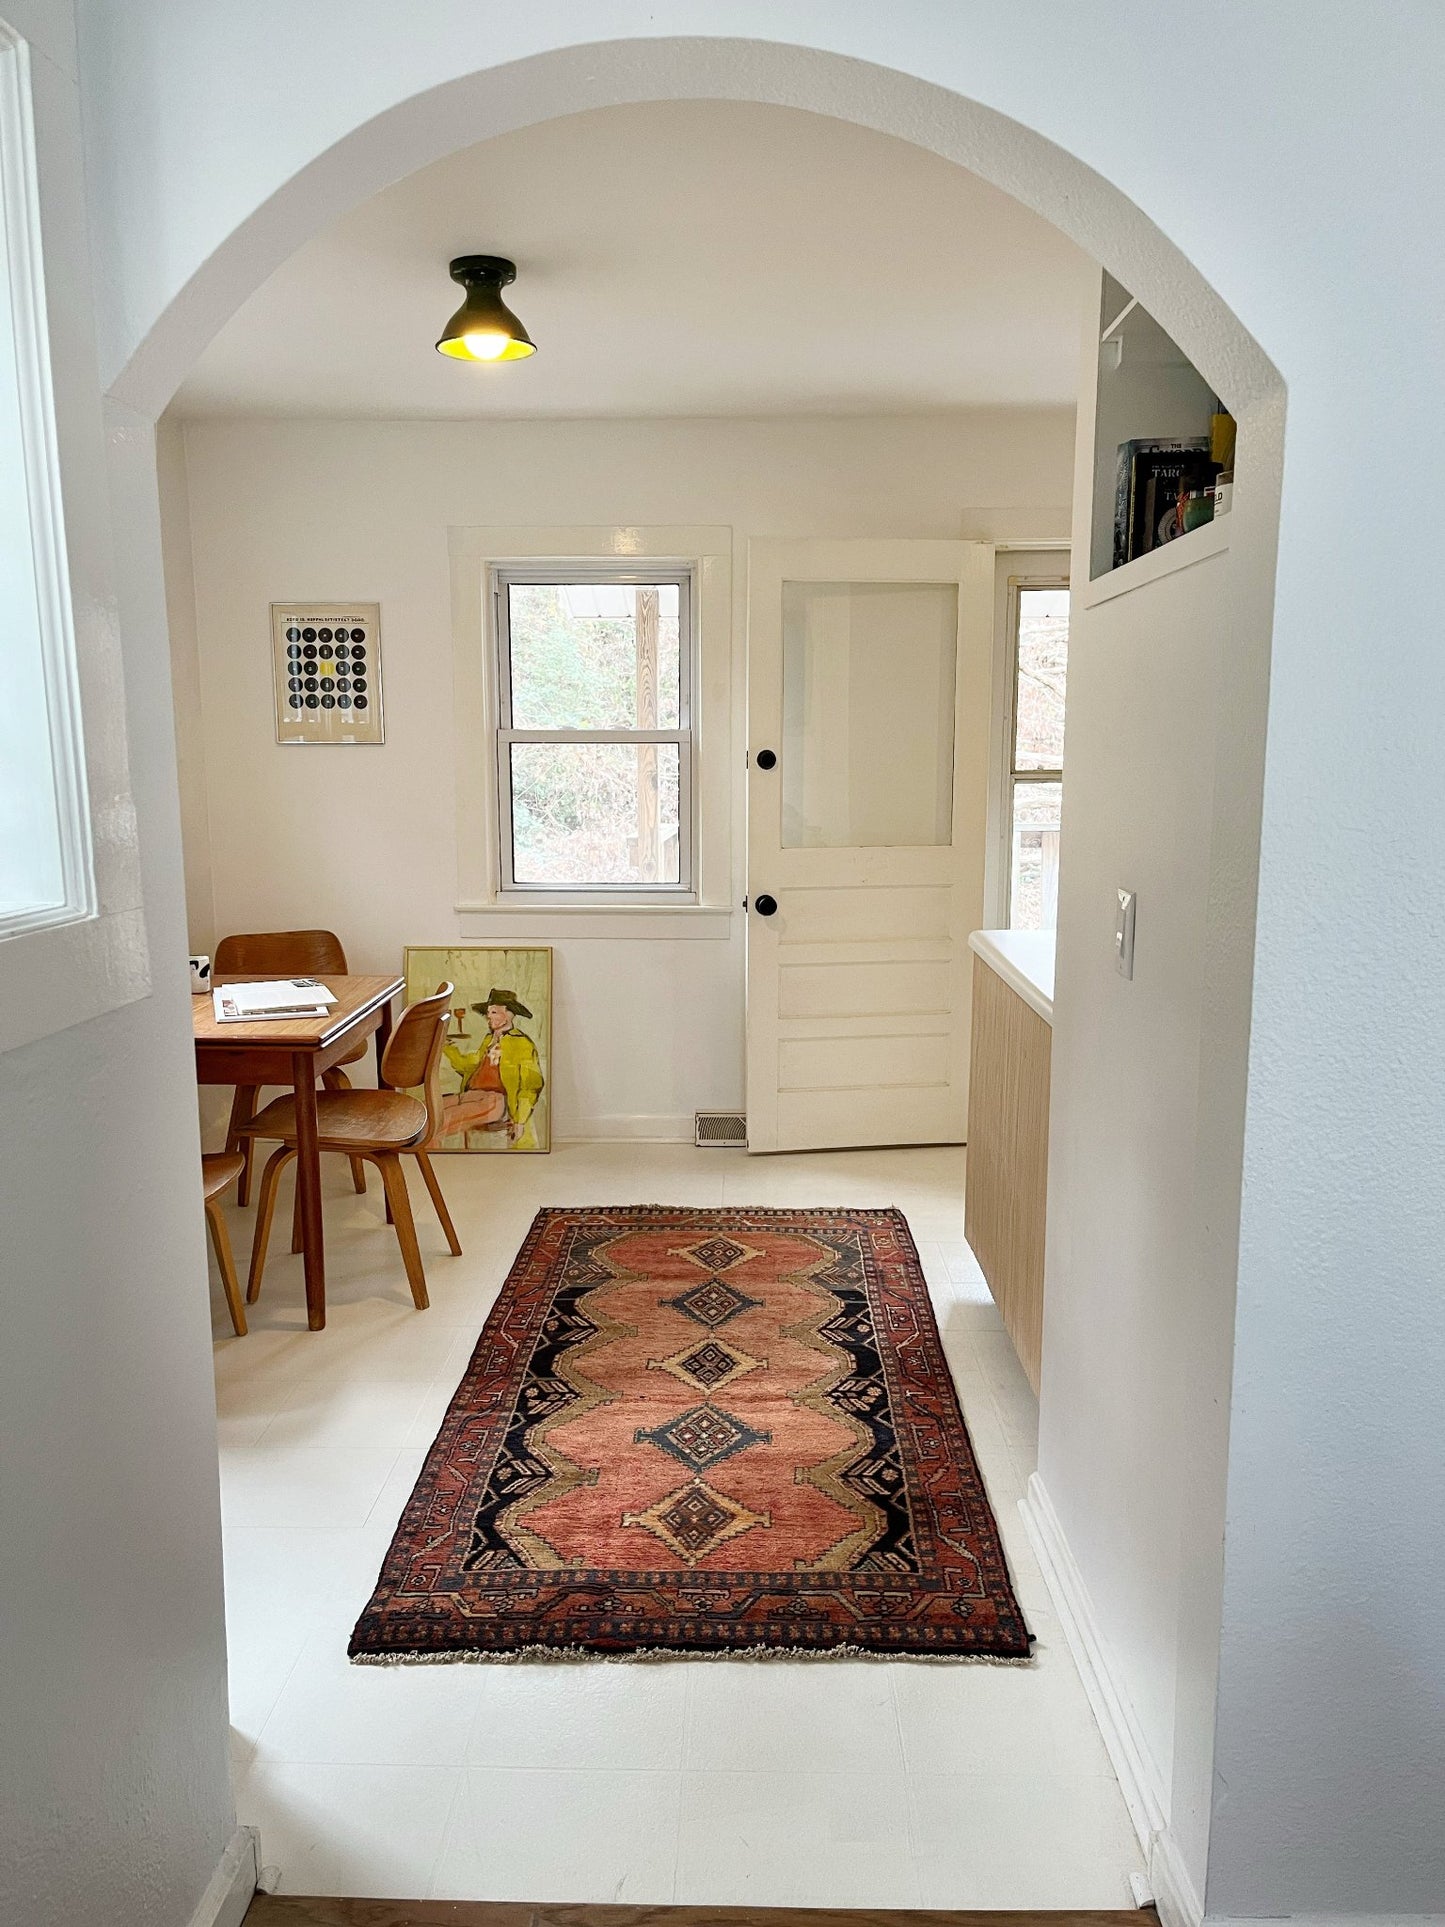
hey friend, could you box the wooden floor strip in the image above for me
[246,1901,1150,1927]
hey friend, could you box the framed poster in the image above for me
[403,945,552,1153]
[271,602,384,745]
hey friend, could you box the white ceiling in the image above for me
[172,102,1092,420]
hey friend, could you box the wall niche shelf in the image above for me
[1090,271,1233,582]
[1081,513,1229,611]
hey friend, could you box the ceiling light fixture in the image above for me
[435,255,536,363]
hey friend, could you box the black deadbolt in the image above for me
[755,748,777,770]
[754,893,778,916]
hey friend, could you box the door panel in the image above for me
[775,885,952,945]
[746,539,993,1153]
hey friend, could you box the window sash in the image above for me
[492,567,697,897]
[1002,573,1068,926]
[0,26,93,940]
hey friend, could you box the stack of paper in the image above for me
[212,978,340,1023]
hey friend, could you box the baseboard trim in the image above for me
[556,1113,695,1143]
[187,1825,259,1927]
[1021,1474,1203,1927]
[1204,1919,1445,1927]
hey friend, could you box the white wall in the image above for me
[60,6,1445,1921]
[0,8,235,1927]
[166,409,1072,1140]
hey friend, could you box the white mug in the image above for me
[189,954,212,994]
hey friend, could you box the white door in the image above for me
[745,539,994,1153]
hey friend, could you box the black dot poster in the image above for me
[271,603,384,745]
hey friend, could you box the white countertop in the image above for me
[968,928,1056,1025]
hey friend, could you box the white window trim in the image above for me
[492,563,698,901]
[450,525,733,935]
[0,19,150,1053]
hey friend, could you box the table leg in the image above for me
[376,995,396,1224]
[292,1050,326,1330]
[375,995,394,1087]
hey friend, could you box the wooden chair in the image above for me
[242,984,460,1312]
[202,1151,248,1337]
[215,929,370,1203]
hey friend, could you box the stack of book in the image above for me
[212,978,339,1023]
[1113,437,1217,568]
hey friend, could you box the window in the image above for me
[0,25,92,938]
[1006,581,1069,929]
[493,568,695,895]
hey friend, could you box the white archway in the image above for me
[114,37,1288,1925]
[108,39,1280,424]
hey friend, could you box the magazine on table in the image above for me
[212,978,339,1023]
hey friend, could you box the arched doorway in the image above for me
[112,36,1285,1924]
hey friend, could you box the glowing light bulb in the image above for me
[462,330,510,361]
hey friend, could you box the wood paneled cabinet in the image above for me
[964,951,1052,1393]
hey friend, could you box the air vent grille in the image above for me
[695,1110,747,1148]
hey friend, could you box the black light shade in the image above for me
[436,255,536,362]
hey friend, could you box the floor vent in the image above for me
[695,1110,747,1148]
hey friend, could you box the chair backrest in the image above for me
[381,982,454,1139]
[214,929,349,975]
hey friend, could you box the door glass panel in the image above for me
[781,581,957,848]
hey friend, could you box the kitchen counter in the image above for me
[967,928,1055,1025]
[965,927,1056,1393]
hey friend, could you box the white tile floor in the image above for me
[210,1140,1144,1907]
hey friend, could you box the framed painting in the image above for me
[403,946,552,1153]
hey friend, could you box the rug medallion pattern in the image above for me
[350,1207,1031,1660]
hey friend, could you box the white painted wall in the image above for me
[0,7,235,1927]
[48,6,1445,1921]
[165,409,1072,1141]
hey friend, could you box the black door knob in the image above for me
[755,748,777,770]
[754,893,778,917]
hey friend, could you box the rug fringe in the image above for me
[350,1642,1035,1667]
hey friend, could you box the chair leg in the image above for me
[205,1198,248,1337]
[226,1086,259,1204]
[377,1155,429,1310]
[349,1156,367,1194]
[414,1152,462,1256]
[248,1147,294,1303]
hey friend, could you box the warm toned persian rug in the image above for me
[350,1206,1031,1662]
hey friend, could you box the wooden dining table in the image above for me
[193,972,404,1330]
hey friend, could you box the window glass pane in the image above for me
[510,741,681,886]
[507,582,681,729]
[1014,586,1069,772]
[0,66,66,923]
[1010,780,1062,930]
[781,580,957,849]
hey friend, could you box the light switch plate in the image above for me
[1115,888,1137,978]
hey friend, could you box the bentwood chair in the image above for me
[201,1151,248,1336]
[241,984,460,1312]
[215,929,370,1203]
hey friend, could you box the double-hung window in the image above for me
[1005,580,1069,929]
[492,567,696,897]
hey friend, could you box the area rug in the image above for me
[350,1206,1031,1662]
